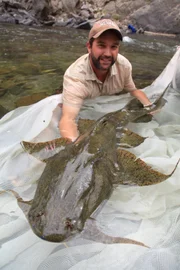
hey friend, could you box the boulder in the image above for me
[131,0,180,34]
[61,0,79,12]
[0,0,179,34]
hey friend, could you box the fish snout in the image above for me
[40,217,78,242]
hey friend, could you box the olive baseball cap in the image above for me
[88,19,122,41]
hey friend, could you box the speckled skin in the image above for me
[24,94,172,244]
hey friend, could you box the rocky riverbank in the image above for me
[0,0,180,35]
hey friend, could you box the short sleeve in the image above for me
[62,75,89,108]
[124,63,137,92]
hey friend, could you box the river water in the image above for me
[0,23,179,111]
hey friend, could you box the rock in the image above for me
[1,0,26,10]
[29,0,50,21]
[103,1,116,16]
[50,0,63,15]
[130,0,180,34]
[0,105,9,119]
[137,27,144,34]
[75,20,91,30]
[43,20,55,26]
[0,0,179,34]
[79,9,91,19]
[0,0,40,25]
[0,13,18,23]
[61,0,79,12]
[53,19,68,27]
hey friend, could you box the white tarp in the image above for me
[0,49,180,270]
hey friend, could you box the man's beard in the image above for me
[90,53,115,70]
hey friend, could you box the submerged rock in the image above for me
[15,92,48,107]
[0,104,9,118]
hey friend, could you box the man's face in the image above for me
[87,30,120,71]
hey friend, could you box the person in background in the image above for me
[59,19,153,142]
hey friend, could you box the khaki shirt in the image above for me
[62,53,136,108]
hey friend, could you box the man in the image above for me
[59,19,153,142]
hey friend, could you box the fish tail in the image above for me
[113,236,149,248]
[168,158,180,177]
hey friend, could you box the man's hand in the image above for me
[144,103,161,115]
[45,140,56,151]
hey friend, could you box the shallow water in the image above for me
[0,23,179,111]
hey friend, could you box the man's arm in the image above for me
[59,104,80,142]
[123,62,152,106]
[130,89,152,106]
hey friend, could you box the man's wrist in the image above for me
[143,103,153,107]
[143,103,156,111]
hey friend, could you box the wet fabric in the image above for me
[0,50,180,270]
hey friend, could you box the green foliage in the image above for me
[112,13,121,21]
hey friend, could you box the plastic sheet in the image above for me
[0,49,180,270]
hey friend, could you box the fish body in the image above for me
[22,91,175,245]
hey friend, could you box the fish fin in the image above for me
[78,118,96,134]
[22,137,69,154]
[117,128,146,148]
[116,149,179,186]
[4,190,32,217]
[168,158,180,177]
[21,137,70,162]
[81,218,148,247]
[17,199,32,217]
[152,82,171,106]
[132,114,153,123]
[124,84,170,120]
[124,98,143,111]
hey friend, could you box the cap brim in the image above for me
[92,28,122,41]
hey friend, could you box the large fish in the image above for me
[18,90,179,246]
